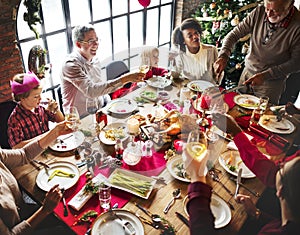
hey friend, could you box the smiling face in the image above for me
[182,28,201,54]
[76,29,99,61]
[264,0,293,24]
[20,87,43,110]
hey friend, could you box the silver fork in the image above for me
[111,210,136,234]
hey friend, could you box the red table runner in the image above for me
[54,150,166,235]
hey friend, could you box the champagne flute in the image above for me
[86,98,99,129]
[137,57,150,88]
[65,106,80,131]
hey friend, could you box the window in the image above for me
[17,0,175,89]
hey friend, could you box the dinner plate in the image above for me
[219,151,256,178]
[259,114,295,134]
[49,131,85,152]
[99,122,128,145]
[187,80,215,92]
[107,99,138,115]
[140,90,157,101]
[36,161,80,191]
[91,209,144,235]
[146,76,172,88]
[233,94,260,109]
[166,155,191,183]
[183,194,231,229]
[107,168,156,199]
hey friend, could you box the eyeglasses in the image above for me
[80,38,100,45]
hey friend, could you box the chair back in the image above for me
[106,61,129,80]
[0,100,17,149]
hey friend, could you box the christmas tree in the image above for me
[192,0,261,88]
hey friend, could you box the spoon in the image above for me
[163,188,181,214]
[135,203,161,224]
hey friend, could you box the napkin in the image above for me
[68,174,108,211]
[248,123,290,149]
[227,133,253,150]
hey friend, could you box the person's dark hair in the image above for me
[171,18,202,53]
[281,157,300,219]
[72,24,95,44]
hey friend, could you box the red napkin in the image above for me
[223,92,239,109]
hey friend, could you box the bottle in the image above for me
[115,139,124,160]
[96,110,107,130]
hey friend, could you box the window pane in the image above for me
[130,12,143,48]
[113,17,128,55]
[161,0,173,4]
[112,0,127,16]
[130,0,144,11]
[94,22,112,62]
[17,2,42,39]
[69,0,90,26]
[146,8,159,46]
[46,33,68,86]
[149,0,160,6]
[159,5,172,45]
[41,0,65,32]
[92,0,110,20]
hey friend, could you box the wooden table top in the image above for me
[12,82,298,235]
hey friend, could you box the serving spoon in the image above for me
[163,188,181,214]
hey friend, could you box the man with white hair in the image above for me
[214,0,300,105]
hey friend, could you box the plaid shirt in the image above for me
[7,104,56,147]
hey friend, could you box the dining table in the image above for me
[11,77,299,235]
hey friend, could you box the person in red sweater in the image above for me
[184,113,300,234]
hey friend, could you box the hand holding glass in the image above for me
[65,106,80,131]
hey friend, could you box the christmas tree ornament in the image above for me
[210,2,217,9]
[235,63,242,70]
[242,43,249,54]
[231,15,240,26]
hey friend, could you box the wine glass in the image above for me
[65,106,80,131]
[182,130,208,176]
[137,57,150,88]
[86,98,99,129]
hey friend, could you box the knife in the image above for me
[229,177,260,197]
[175,212,189,226]
[234,168,242,199]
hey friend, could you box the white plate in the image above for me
[99,122,128,145]
[146,76,172,88]
[259,114,295,134]
[219,151,255,178]
[183,194,231,229]
[36,161,80,191]
[107,99,138,115]
[166,156,190,183]
[233,94,260,109]
[49,131,85,152]
[107,168,156,199]
[91,209,144,235]
[187,80,215,92]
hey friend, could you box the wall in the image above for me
[0,0,23,103]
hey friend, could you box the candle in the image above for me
[127,118,139,134]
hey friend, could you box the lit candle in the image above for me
[127,118,139,134]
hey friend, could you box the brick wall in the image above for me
[0,0,23,103]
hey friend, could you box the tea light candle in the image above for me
[127,118,139,134]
